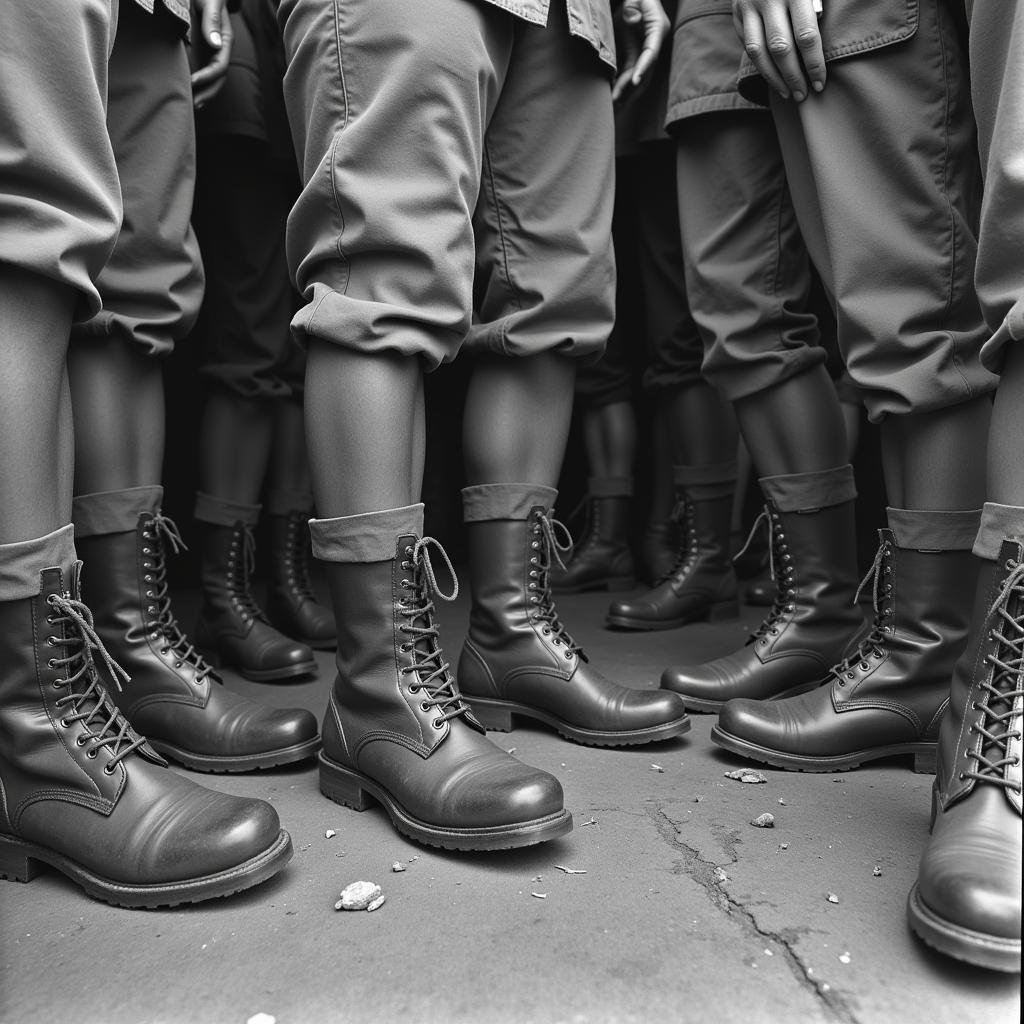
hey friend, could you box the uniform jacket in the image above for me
[484,0,616,69]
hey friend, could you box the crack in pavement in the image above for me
[649,805,860,1024]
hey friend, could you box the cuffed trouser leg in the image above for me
[0,527,77,601]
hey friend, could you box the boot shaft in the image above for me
[199,521,264,626]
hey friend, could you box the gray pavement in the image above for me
[1,587,1020,1024]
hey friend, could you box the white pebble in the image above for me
[335,881,382,911]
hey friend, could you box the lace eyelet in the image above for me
[564,651,573,660]
[86,749,97,759]
[103,763,115,776]
[1006,559,1016,571]
[837,680,845,687]
[846,672,854,680]
[76,735,89,747]
[46,615,56,625]
[47,658,58,669]
[401,580,411,589]
[420,701,431,712]
[408,684,420,694]
[432,718,443,729]
[60,718,70,728]
[46,636,59,647]
[958,772,966,780]
[405,546,414,556]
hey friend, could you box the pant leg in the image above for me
[468,0,615,362]
[0,0,121,321]
[73,1,204,354]
[968,0,1024,372]
[769,0,997,422]
[675,111,824,402]
[279,0,511,368]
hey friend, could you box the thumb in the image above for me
[202,0,223,49]
[622,1,642,23]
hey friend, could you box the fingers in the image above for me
[740,7,790,99]
[735,0,825,101]
[191,12,233,109]
[611,67,634,103]
[759,2,810,100]
[199,0,224,51]
[790,1,826,93]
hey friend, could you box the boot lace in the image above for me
[529,511,584,661]
[284,512,318,603]
[655,499,697,585]
[127,513,217,686]
[739,507,797,646]
[227,524,268,625]
[398,538,470,728]
[46,591,145,773]
[827,537,894,687]
[963,557,1024,791]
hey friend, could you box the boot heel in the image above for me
[912,747,937,774]
[707,599,740,622]
[468,700,514,732]
[319,759,374,811]
[0,838,41,883]
[604,575,635,592]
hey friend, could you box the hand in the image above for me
[191,0,233,109]
[611,0,670,104]
[731,0,826,101]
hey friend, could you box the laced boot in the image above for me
[265,496,336,650]
[457,484,690,746]
[74,487,319,772]
[0,527,291,907]
[607,463,739,630]
[640,517,680,584]
[660,466,863,712]
[549,477,635,593]
[194,492,316,681]
[311,504,571,851]
[713,508,983,772]
[908,508,1022,971]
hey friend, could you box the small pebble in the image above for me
[714,867,729,884]
[724,768,768,784]
[581,817,599,827]
[872,865,883,877]
[366,895,386,912]
[777,798,786,805]
[507,748,517,754]
[335,881,382,911]
[826,893,840,904]
[324,829,336,839]
[555,865,587,875]
[532,892,548,899]
[392,862,406,873]
[650,764,665,773]
[838,952,851,964]
[693,796,704,803]
[247,1015,276,1024]
[751,813,775,828]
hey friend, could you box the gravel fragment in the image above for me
[650,764,665,773]
[777,798,786,805]
[531,892,548,899]
[826,893,840,904]
[872,865,883,877]
[335,881,382,911]
[838,952,851,964]
[580,817,599,827]
[391,862,406,873]
[724,768,768,784]
[554,865,587,875]
[366,895,386,912]
[777,843,789,851]
[693,796,704,803]
[751,812,775,828]
[247,1015,276,1024]
[324,829,336,839]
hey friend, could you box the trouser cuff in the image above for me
[310,503,424,563]
[972,503,1024,560]
[462,483,558,522]
[265,488,316,517]
[72,485,163,537]
[759,465,857,512]
[674,461,737,501]
[195,491,261,528]
[886,507,982,551]
[588,476,633,498]
[0,525,77,600]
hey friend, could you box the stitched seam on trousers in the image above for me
[764,163,789,355]
[482,142,525,355]
[329,0,351,297]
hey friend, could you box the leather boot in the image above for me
[908,506,1022,971]
[713,508,983,772]
[312,504,571,851]
[640,518,680,584]
[457,484,690,746]
[74,487,320,772]
[607,464,739,630]
[0,527,291,907]
[265,501,336,650]
[550,477,635,593]
[194,493,316,682]
[661,466,863,712]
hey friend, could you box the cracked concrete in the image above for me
[0,588,1019,1024]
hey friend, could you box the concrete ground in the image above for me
[1,586,1020,1024]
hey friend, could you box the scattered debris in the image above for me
[751,813,775,828]
[838,952,851,965]
[335,881,382,911]
[531,892,548,899]
[324,829,336,839]
[532,875,543,883]
[555,865,587,875]
[872,865,883,877]
[391,862,406,873]
[366,895,386,913]
[247,1015,276,1024]
[581,817,599,827]
[724,768,768,784]
[777,798,786,806]
[764,950,773,957]
[832,778,846,783]
[693,796,703,803]
[650,764,665,773]
[507,748,517,755]
[826,893,840,904]
[408,856,419,862]
[777,843,789,852]
[714,867,729,884]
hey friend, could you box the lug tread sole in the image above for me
[675,679,824,714]
[710,724,936,773]
[318,754,573,851]
[907,882,1021,972]
[468,696,691,747]
[149,736,321,773]
[0,829,292,908]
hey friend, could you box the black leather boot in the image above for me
[550,478,634,593]
[312,504,571,851]
[74,490,319,772]
[661,467,863,712]
[713,512,982,772]
[265,509,336,650]
[195,520,316,681]
[0,531,291,907]
[457,484,690,746]
[640,518,680,584]
[908,527,1022,971]
[606,491,739,631]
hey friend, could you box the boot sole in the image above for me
[201,649,318,683]
[710,724,937,773]
[318,755,573,851]
[605,599,740,632]
[148,736,321,773]
[907,882,1021,972]
[0,829,292,909]
[467,697,691,748]
[673,678,824,714]
[552,575,635,595]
